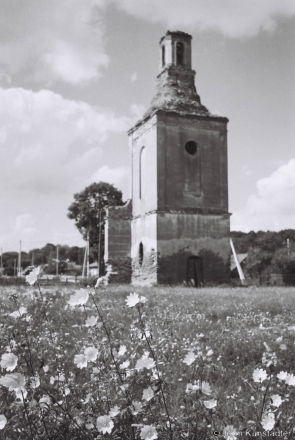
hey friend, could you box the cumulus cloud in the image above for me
[88,165,129,190]
[231,159,295,231]
[0,87,133,195]
[0,0,108,85]
[130,71,138,82]
[113,0,295,38]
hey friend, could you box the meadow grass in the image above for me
[0,282,295,439]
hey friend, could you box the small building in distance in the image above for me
[104,30,231,286]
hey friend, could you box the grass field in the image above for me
[0,283,295,439]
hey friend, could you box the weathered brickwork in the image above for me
[104,30,231,286]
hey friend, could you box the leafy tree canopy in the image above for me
[67,182,124,247]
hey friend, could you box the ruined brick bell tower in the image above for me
[129,31,231,285]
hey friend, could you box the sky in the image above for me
[0,0,294,252]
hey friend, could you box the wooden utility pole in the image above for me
[86,230,90,277]
[56,245,59,276]
[32,251,34,266]
[14,259,16,277]
[18,241,22,277]
[287,238,290,258]
[0,247,2,276]
[98,210,102,277]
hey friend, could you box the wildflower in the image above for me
[120,360,130,369]
[109,405,120,417]
[68,289,89,307]
[84,347,98,362]
[9,307,27,318]
[74,354,88,369]
[85,316,97,327]
[0,415,7,430]
[39,395,51,408]
[142,386,154,401]
[43,365,49,372]
[186,383,199,394]
[253,368,267,383]
[200,381,212,395]
[279,344,287,350]
[276,337,283,342]
[118,345,127,356]
[277,371,288,381]
[30,374,40,389]
[270,394,283,407]
[223,425,238,440]
[140,425,158,440]
[135,356,155,371]
[261,412,275,431]
[0,353,18,371]
[183,351,196,366]
[207,349,214,357]
[85,423,94,430]
[96,415,114,434]
[203,399,217,409]
[131,401,142,415]
[26,266,42,285]
[285,373,295,386]
[125,292,140,307]
[64,387,70,396]
[0,373,25,390]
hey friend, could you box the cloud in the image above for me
[88,165,129,193]
[0,214,37,252]
[0,87,134,196]
[113,0,295,38]
[0,0,108,85]
[231,159,295,231]
[13,214,36,237]
[130,103,145,121]
[130,71,138,82]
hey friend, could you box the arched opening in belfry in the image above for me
[176,42,184,65]
[139,146,146,200]
[162,45,165,67]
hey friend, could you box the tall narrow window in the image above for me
[176,42,184,65]
[139,147,146,200]
[162,45,165,67]
[139,242,143,267]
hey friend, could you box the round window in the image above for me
[185,141,197,155]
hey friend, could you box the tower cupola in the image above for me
[159,30,192,71]
[144,30,210,119]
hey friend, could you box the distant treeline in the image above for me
[2,230,295,278]
[230,229,295,278]
[1,243,98,276]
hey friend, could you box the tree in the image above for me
[67,181,124,250]
[245,246,273,280]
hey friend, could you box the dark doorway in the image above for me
[187,256,203,287]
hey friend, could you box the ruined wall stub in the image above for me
[104,200,132,283]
